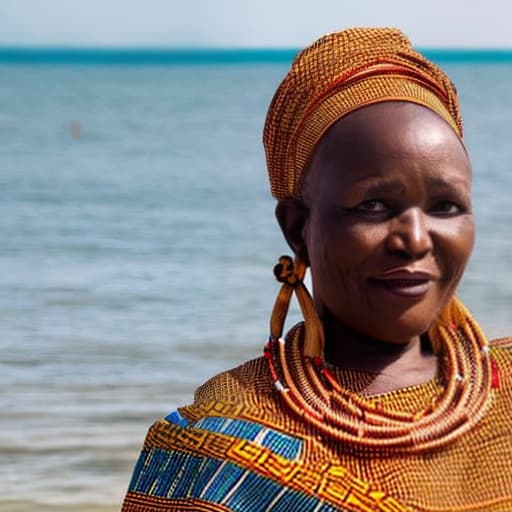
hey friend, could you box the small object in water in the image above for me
[69,121,81,139]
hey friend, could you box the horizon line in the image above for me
[2,46,512,65]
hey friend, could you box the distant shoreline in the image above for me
[2,47,512,65]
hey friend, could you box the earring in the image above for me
[271,255,324,359]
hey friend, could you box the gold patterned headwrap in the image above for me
[263,27,463,200]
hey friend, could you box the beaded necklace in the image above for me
[265,256,492,452]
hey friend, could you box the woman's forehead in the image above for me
[303,102,471,197]
[318,102,462,150]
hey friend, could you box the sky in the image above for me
[1,0,511,48]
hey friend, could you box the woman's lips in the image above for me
[375,278,431,297]
[370,269,437,298]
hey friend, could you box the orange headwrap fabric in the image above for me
[263,27,463,200]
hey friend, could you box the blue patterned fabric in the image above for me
[129,447,341,511]
[164,410,190,427]
[193,416,303,460]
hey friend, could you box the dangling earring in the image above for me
[270,255,325,359]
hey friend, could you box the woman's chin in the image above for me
[353,316,436,346]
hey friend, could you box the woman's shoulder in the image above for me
[489,337,512,392]
[178,355,277,423]
[489,336,512,359]
[196,355,274,398]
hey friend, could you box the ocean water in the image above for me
[1,54,512,511]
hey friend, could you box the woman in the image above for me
[122,28,511,511]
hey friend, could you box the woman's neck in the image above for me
[322,317,438,395]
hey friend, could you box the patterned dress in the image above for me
[121,328,512,512]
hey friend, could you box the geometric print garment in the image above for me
[123,412,411,512]
[122,336,512,512]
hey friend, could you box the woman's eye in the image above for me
[355,200,389,214]
[431,201,462,216]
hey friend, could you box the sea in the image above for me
[1,49,512,511]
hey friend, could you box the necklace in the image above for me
[266,256,492,452]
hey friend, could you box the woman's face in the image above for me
[280,102,474,343]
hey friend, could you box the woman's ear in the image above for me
[275,199,310,264]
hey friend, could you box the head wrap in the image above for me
[263,27,463,200]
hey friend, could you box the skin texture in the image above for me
[276,102,474,393]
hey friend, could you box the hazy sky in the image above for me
[1,0,510,48]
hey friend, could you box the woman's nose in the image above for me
[386,208,433,259]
